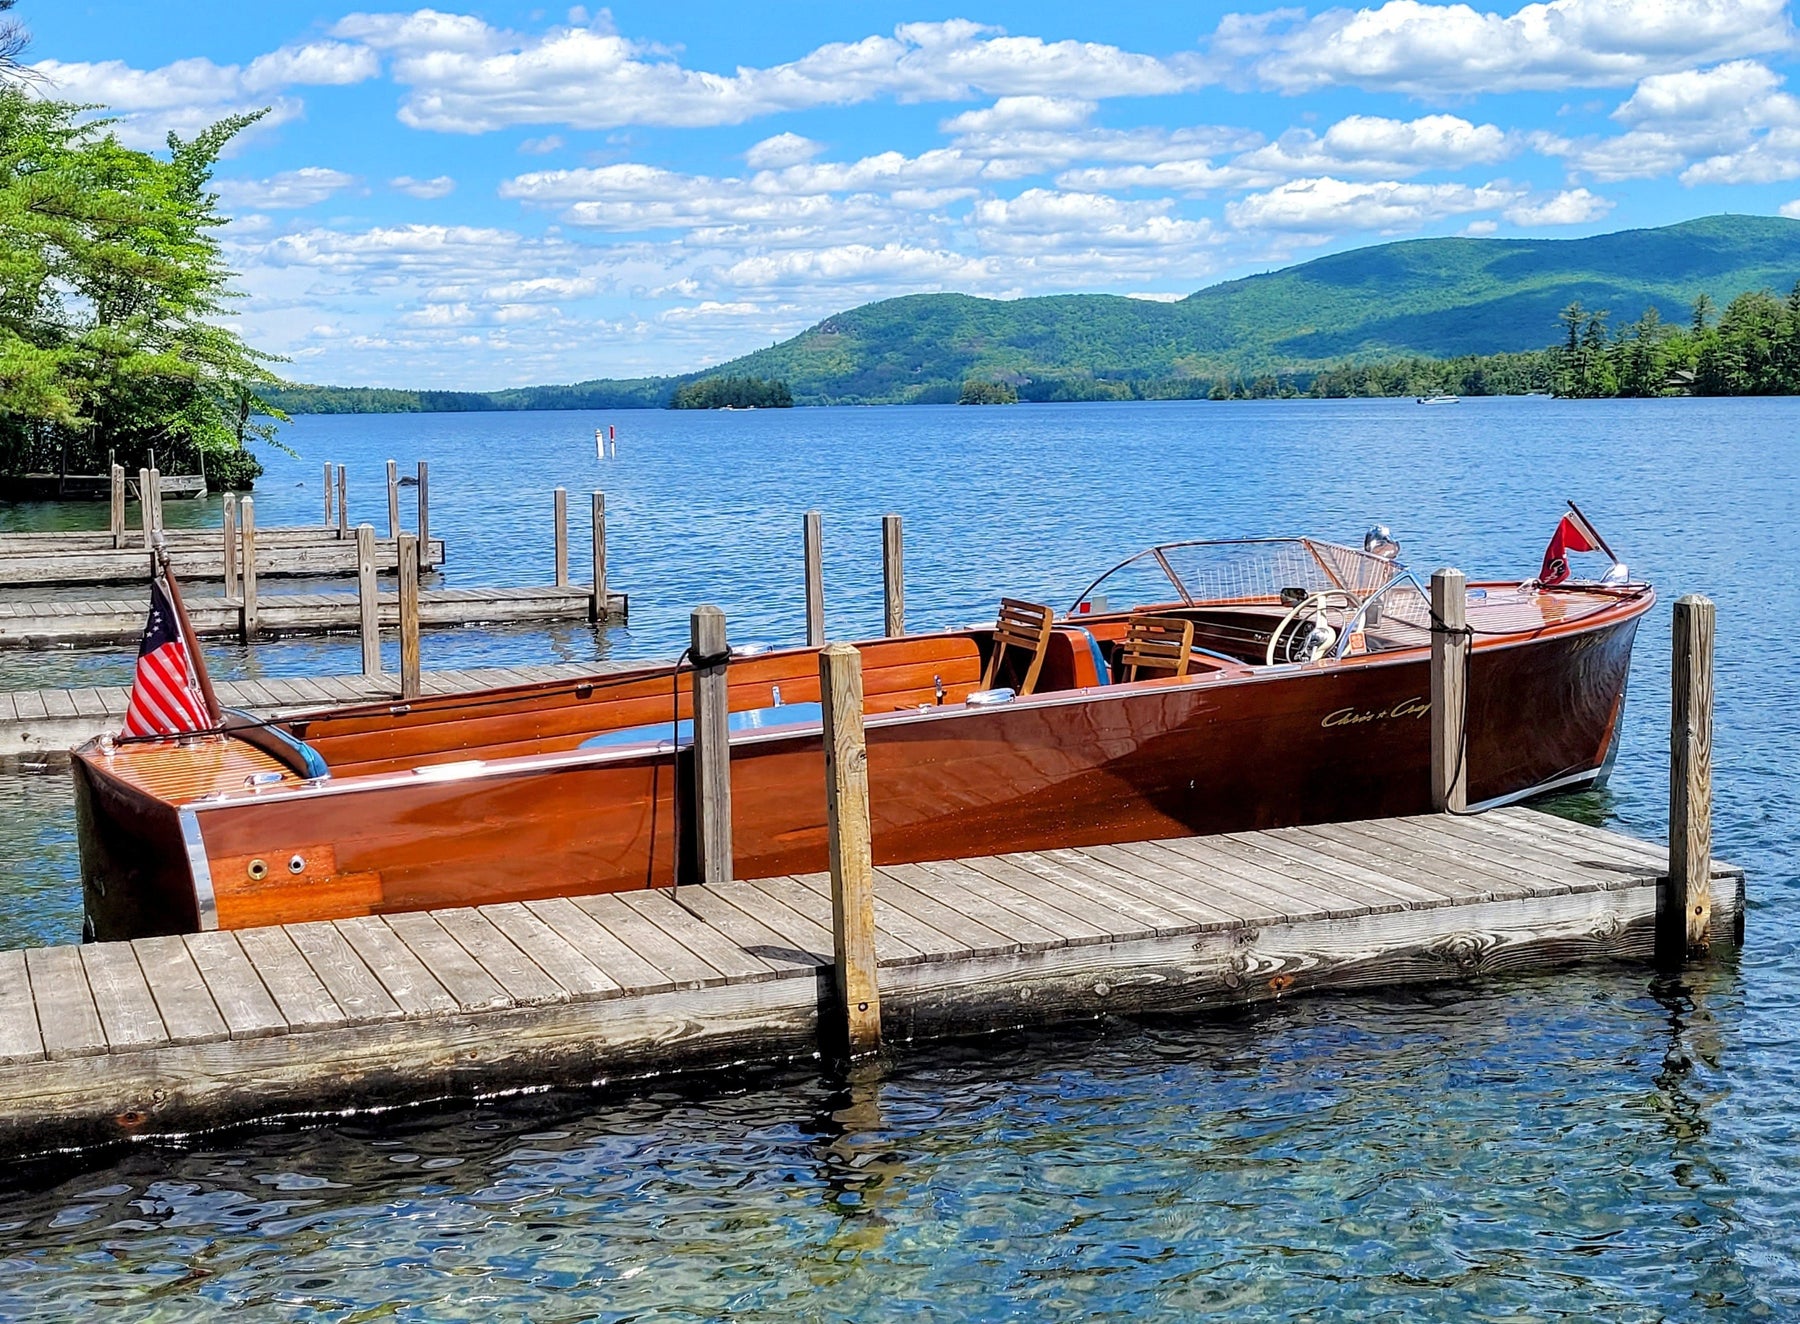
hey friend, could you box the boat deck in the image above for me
[0,807,1745,1151]
[0,661,630,759]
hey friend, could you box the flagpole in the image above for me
[1566,499,1621,565]
[155,543,223,728]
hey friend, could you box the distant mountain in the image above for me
[267,214,1800,412]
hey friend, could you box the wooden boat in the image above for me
[73,536,1653,941]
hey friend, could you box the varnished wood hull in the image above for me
[75,596,1646,940]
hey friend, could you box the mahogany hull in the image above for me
[77,604,1643,939]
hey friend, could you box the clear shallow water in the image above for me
[0,397,1795,1318]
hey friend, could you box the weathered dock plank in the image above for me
[0,537,447,587]
[0,660,629,759]
[0,585,626,649]
[0,807,1748,1152]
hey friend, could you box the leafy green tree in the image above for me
[0,87,284,483]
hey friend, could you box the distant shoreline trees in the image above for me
[668,376,793,409]
[1549,286,1800,397]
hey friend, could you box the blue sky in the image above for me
[29,0,1800,387]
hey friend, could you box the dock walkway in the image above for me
[0,534,447,586]
[0,808,1745,1150]
[0,660,622,758]
[0,585,626,649]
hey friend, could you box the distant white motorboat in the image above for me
[1416,394,1460,405]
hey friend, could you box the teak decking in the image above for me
[0,808,1746,1152]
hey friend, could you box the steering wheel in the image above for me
[1265,590,1360,666]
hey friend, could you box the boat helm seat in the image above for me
[1118,615,1196,682]
[981,598,1055,696]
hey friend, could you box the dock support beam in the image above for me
[690,606,733,885]
[804,510,825,647]
[221,495,239,599]
[415,461,430,573]
[820,642,882,1057]
[239,497,258,640]
[336,465,348,540]
[1430,567,1469,814]
[109,465,125,549]
[553,487,569,587]
[1662,594,1716,965]
[397,533,421,699]
[882,513,905,638]
[356,523,380,678]
[590,492,607,620]
[386,459,399,538]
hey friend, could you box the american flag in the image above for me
[122,578,211,738]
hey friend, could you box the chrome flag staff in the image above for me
[121,549,222,739]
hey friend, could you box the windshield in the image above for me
[1071,538,1402,613]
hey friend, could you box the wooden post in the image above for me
[239,497,258,640]
[690,605,732,885]
[415,461,430,572]
[109,464,125,548]
[357,523,381,678]
[820,642,881,1056]
[882,513,905,637]
[323,461,334,526]
[804,510,825,647]
[336,465,348,540]
[1429,568,1468,814]
[1662,594,1715,964]
[397,533,421,699]
[148,467,163,535]
[138,468,152,548]
[590,491,608,620]
[386,459,399,538]
[221,494,239,599]
[553,487,569,587]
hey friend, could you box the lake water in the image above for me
[0,397,1795,1318]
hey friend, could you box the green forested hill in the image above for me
[271,214,1800,411]
[719,214,1800,403]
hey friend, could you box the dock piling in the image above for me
[138,468,151,549]
[356,523,380,678]
[148,468,163,537]
[336,466,348,540]
[1430,567,1469,813]
[590,492,607,620]
[690,606,733,885]
[1662,594,1716,964]
[221,495,239,599]
[398,533,421,699]
[322,462,333,527]
[108,465,125,549]
[415,462,430,572]
[804,511,825,647]
[820,642,882,1057]
[239,497,258,640]
[882,514,905,638]
[553,488,569,587]
[386,459,399,538]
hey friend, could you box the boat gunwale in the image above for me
[110,581,1654,815]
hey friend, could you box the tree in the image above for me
[0,87,285,483]
[1691,292,1715,334]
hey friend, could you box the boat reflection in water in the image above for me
[73,534,1652,941]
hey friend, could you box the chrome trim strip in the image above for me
[1466,765,1601,813]
[178,806,219,931]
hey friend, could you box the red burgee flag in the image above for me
[122,577,211,738]
[1538,507,1605,587]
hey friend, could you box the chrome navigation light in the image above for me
[1364,525,1401,560]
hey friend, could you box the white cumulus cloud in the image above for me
[391,174,457,198]
[1227,176,1521,232]
[215,167,360,209]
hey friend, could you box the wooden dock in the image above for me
[0,808,1744,1151]
[0,661,621,759]
[0,533,447,586]
[0,585,626,649]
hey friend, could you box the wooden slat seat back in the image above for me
[980,599,1055,696]
[1118,615,1195,682]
